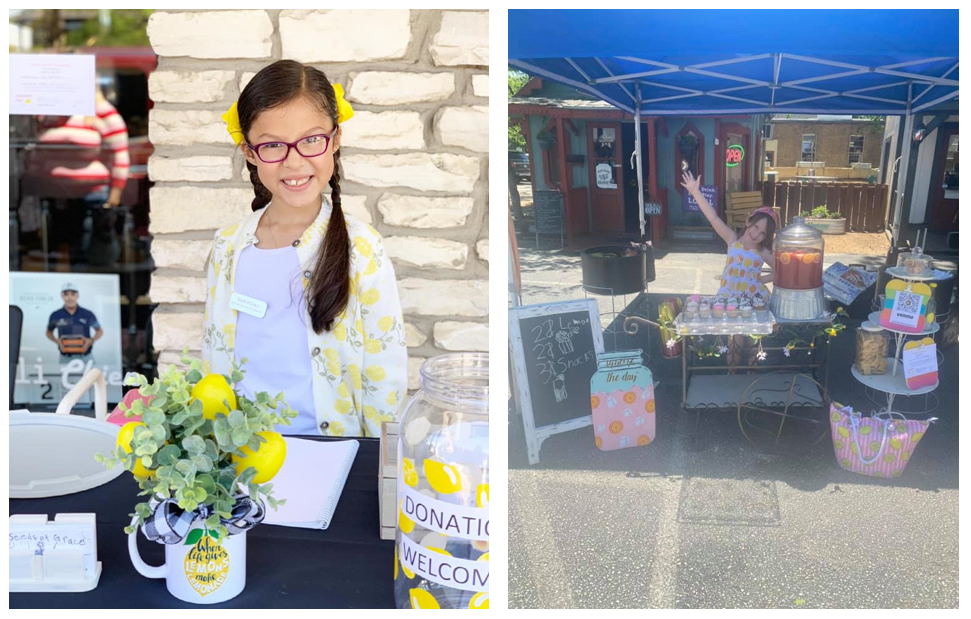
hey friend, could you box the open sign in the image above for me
[725,145,745,167]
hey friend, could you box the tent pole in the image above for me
[634,84,646,240]
[890,83,913,247]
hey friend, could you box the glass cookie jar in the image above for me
[394,353,489,610]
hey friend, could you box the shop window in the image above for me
[674,123,704,194]
[848,134,865,165]
[801,134,817,162]
[942,134,958,190]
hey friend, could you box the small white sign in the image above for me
[595,163,616,189]
[230,292,268,319]
[9,54,96,116]
[902,341,937,379]
[889,290,922,329]
[9,513,98,582]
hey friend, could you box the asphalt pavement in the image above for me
[509,242,959,609]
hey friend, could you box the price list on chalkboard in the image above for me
[517,311,598,428]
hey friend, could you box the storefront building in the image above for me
[510,78,764,245]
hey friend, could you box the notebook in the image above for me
[261,437,359,530]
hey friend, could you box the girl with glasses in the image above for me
[204,60,407,438]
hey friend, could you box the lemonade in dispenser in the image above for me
[770,217,828,320]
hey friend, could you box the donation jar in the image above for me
[394,353,489,610]
[774,217,825,290]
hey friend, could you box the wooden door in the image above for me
[587,122,625,232]
[929,126,958,232]
[717,121,752,211]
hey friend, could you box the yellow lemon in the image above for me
[850,442,858,455]
[117,422,155,477]
[232,431,286,484]
[424,459,462,494]
[410,588,440,609]
[890,438,902,451]
[837,426,849,439]
[834,439,844,450]
[859,425,872,435]
[902,451,910,462]
[883,453,896,464]
[478,552,489,562]
[361,289,381,306]
[399,506,416,534]
[190,374,237,420]
[403,458,419,487]
[476,483,489,508]
[911,432,924,443]
[869,441,881,453]
[469,592,489,609]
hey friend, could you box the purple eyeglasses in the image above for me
[245,126,339,163]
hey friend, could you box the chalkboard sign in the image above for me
[682,185,718,213]
[509,299,605,465]
[534,190,564,234]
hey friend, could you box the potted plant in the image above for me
[98,349,297,604]
[801,205,846,234]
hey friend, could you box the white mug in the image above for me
[128,517,246,605]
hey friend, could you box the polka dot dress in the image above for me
[719,241,770,298]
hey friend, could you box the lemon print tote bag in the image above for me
[830,403,936,479]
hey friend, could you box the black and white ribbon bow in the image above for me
[141,494,265,545]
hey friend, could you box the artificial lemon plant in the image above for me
[97,348,298,538]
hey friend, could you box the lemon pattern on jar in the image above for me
[403,458,419,487]
[476,483,489,508]
[410,588,440,609]
[469,591,489,609]
[424,459,462,494]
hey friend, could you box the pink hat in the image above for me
[749,206,779,228]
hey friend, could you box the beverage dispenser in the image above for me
[770,217,827,320]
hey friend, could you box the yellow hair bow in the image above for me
[221,83,354,147]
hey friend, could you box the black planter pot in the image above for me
[581,245,650,295]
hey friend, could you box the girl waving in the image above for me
[204,60,407,437]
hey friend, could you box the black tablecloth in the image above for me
[9,436,395,608]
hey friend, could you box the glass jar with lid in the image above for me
[774,216,825,290]
[896,247,935,276]
[394,353,489,610]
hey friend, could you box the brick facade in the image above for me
[146,10,489,391]
[771,120,885,168]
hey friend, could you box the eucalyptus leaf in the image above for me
[144,408,165,426]
[150,424,166,442]
[231,427,251,448]
[230,370,245,384]
[134,441,158,457]
[157,445,181,467]
[260,483,273,494]
[196,474,216,495]
[249,485,259,501]
[135,503,153,517]
[182,435,206,456]
[206,514,221,528]
[175,459,196,475]
[140,455,153,468]
[192,487,208,502]
[216,500,234,514]
[228,410,245,428]
[237,466,257,486]
[188,399,204,416]
[171,410,189,426]
[191,455,213,473]
[186,369,203,384]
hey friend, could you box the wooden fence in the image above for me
[761,182,889,232]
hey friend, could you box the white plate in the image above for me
[10,411,124,499]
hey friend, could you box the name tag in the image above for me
[230,292,267,318]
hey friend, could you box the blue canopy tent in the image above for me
[509,9,959,243]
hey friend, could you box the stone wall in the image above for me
[146,9,489,391]
[771,121,885,168]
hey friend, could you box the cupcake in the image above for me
[684,295,700,320]
[752,292,768,318]
[726,297,739,319]
[739,297,753,318]
[712,297,725,319]
[698,298,711,319]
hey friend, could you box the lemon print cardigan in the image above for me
[202,198,408,437]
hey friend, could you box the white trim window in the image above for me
[848,134,865,164]
[801,134,817,162]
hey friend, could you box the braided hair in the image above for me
[237,60,350,333]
